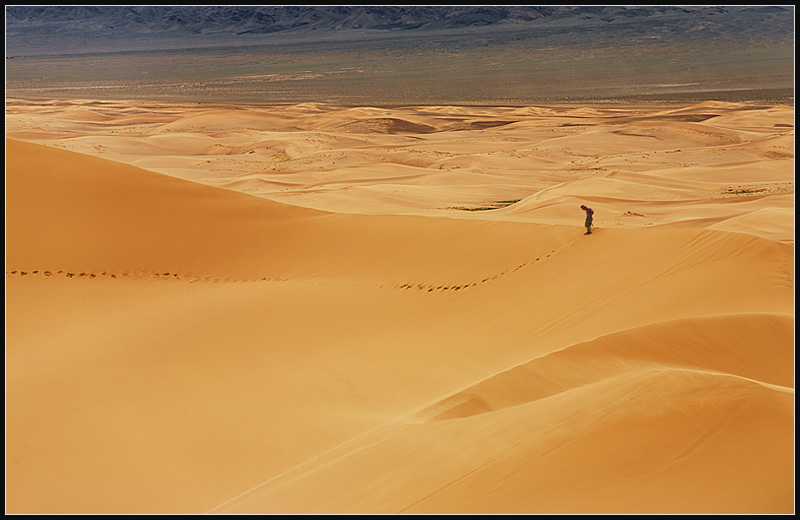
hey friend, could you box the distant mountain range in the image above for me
[5,6,794,104]
[6,5,795,56]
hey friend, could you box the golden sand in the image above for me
[5,99,794,514]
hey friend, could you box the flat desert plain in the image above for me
[5,99,795,514]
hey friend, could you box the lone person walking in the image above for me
[580,205,594,235]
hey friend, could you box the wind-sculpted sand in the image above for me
[5,99,794,514]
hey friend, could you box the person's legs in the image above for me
[585,217,592,234]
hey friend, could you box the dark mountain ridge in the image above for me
[6,5,794,56]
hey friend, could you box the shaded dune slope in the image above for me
[5,138,566,285]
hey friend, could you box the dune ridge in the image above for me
[414,312,794,422]
[5,100,794,514]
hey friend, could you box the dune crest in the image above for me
[414,313,794,422]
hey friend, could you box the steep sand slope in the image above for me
[5,139,559,284]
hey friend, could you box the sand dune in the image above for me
[5,99,794,514]
[214,315,793,515]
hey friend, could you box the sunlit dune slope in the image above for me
[213,315,793,515]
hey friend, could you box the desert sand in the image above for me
[5,98,794,514]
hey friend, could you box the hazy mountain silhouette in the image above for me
[6,6,794,55]
[5,6,794,104]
